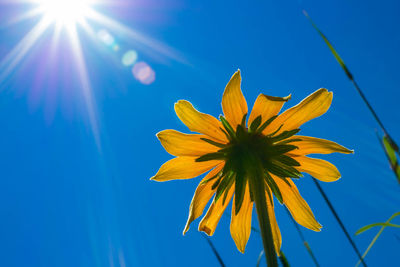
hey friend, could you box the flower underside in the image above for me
[197,113,301,214]
[151,70,353,255]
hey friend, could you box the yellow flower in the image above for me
[151,70,352,254]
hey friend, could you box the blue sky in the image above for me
[0,0,399,266]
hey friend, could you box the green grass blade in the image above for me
[355,212,400,266]
[202,234,226,267]
[396,166,400,182]
[356,212,400,235]
[378,133,400,183]
[284,207,321,267]
[304,9,400,155]
[356,223,400,235]
[383,136,397,164]
[303,10,352,80]
[256,250,290,267]
[383,135,400,183]
[312,178,367,267]
[256,250,264,267]
[303,241,320,267]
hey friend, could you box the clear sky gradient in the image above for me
[0,0,399,266]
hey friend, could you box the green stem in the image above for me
[303,10,399,153]
[284,207,320,267]
[355,212,400,267]
[250,164,278,267]
[312,178,367,267]
[202,234,226,267]
[355,226,384,267]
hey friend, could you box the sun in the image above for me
[34,0,95,28]
[0,0,179,149]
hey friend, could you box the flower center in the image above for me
[230,128,272,163]
[196,114,303,213]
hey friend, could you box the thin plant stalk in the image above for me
[355,212,400,267]
[312,178,367,267]
[202,234,226,267]
[303,10,399,153]
[256,250,290,267]
[284,207,320,267]
[256,250,265,267]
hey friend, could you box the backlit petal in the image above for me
[157,129,220,157]
[295,156,341,182]
[230,184,253,253]
[272,176,322,231]
[199,185,235,236]
[183,163,224,234]
[265,187,282,254]
[150,157,222,182]
[248,94,291,125]
[288,135,353,155]
[264,89,332,134]
[175,100,228,142]
[222,70,248,128]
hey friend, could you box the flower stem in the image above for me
[250,162,278,267]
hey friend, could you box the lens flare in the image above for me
[113,44,120,51]
[132,62,155,85]
[97,29,115,46]
[122,50,138,66]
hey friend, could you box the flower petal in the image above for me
[272,176,322,231]
[183,163,225,234]
[150,157,222,182]
[230,183,253,253]
[265,187,282,254]
[199,185,235,236]
[295,156,341,182]
[264,88,333,134]
[288,136,353,156]
[175,100,228,142]
[157,129,220,157]
[248,94,291,125]
[222,70,248,128]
